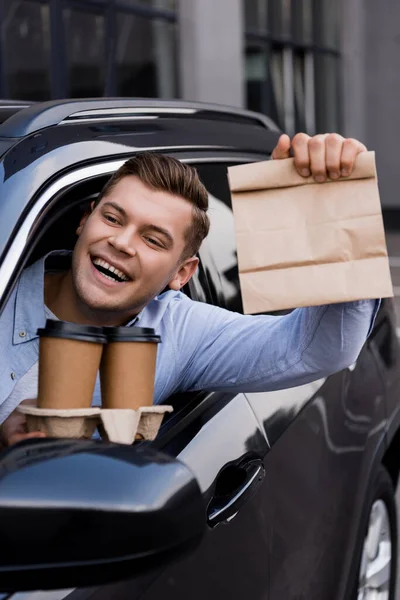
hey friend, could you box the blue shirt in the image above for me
[0,251,379,423]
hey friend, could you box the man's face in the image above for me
[71,175,198,321]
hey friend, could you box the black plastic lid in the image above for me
[103,326,161,343]
[37,319,107,343]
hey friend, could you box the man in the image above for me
[0,132,376,446]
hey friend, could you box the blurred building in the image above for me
[0,0,398,207]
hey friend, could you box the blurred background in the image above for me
[0,1,397,206]
[0,0,398,213]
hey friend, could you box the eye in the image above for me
[104,213,120,225]
[144,236,164,248]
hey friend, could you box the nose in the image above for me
[108,229,136,256]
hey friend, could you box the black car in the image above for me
[0,99,398,600]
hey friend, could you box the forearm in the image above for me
[180,298,379,394]
[287,299,378,379]
[244,299,379,392]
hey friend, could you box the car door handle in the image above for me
[207,459,265,528]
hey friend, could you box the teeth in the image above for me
[92,258,129,281]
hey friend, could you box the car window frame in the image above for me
[0,152,268,313]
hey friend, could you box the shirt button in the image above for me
[10,372,15,380]
[19,331,26,338]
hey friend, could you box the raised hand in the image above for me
[272,133,368,182]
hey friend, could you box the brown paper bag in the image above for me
[228,152,393,314]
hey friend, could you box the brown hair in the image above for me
[95,152,210,260]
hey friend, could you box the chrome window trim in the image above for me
[66,107,197,118]
[183,155,267,164]
[0,151,263,302]
[60,116,160,125]
[8,588,74,600]
[0,105,30,109]
[61,107,198,125]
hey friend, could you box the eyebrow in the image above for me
[102,201,127,217]
[148,225,174,247]
[102,201,174,247]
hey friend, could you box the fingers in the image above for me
[0,400,44,448]
[271,134,291,160]
[290,132,368,181]
[272,131,368,182]
[308,134,328,182]
[340,138,367,177]
[21,398,38,407]
[325,133,344,180]
[7,431,46,447]
[291,133,311,176]
[292,133,330,181]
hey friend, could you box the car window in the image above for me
[0,168,215,423]
[194,161,292,317]
[194,163,244,313]
[0,161,244,314]
[23,174,212,306]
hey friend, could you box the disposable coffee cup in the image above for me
[37,320,107,410]
[100,327,161,410]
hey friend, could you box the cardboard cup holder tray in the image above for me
[17,405,173,445]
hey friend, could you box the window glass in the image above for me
[302,0,313,43]
[280,0,291,36]
[314,0,339,49]
[244,0,339,134]
[294,50,316,134]
[293,50,316,133]
[245,43,281,129]
[116,12,177,97]
[315,54,340,133]
[293,0,313,44]
[293,52,306,132]
[246,45,268,113]
[270,0,291,37]
[120,0,176,9]
[1,0,51,100]
[269,48,285,129]
[63,8,106,97]
[244,0,269,33]
[195,164,244,313]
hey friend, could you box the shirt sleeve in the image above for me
[172,297,380,394]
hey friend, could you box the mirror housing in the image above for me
[0,438,205,591]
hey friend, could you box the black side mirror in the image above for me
[0,438,205,592]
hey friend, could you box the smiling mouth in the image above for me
[91,257,131,283]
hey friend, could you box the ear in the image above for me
[76,201,96,236]
[168,257,199,291]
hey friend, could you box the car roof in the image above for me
[0,98,280,164]
[0,98,279,138]
[0,100,32,125]
[0,98,280,289]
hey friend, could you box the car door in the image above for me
[1,154,386,600]
[191,160,388,599]
[0,150,273,600]
[57,270,272,600]
[61,156,386,600]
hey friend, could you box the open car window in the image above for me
[194,160,291,317]
[1,170,213,309]
[194,162,243,312]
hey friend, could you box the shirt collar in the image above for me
[13,249,142,345]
